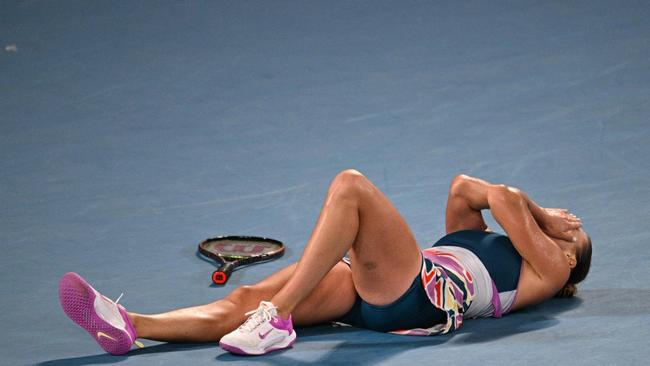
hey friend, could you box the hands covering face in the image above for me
[541,208,582,242]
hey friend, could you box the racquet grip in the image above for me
[212,262,236,285]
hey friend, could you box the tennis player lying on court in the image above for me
[59,170,591,356]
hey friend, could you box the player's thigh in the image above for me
[230,262,356,325]
[292,262,356,326]
[345,172,422,306]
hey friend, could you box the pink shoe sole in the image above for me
[219,339,295,356]
[59,272,136,355]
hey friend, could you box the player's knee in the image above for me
[228,285,255,306]
[329,169,370,200]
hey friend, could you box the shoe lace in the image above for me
[239,302,277,332]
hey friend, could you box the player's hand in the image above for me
[541,208,582,242]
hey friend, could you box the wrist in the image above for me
[522,192,548,227]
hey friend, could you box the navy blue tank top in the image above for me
[432,230,522,292]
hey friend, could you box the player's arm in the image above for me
[445,175,490,233]
[487,184,569,292]
[445,175,572,237]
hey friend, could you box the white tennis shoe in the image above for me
[219,301,296,355]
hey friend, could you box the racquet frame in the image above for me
[198,235,285,285]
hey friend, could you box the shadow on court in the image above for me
[565,288,650,317]
[214,325,444,365]
[214,296,584,365]
[37,289,649,365]
[450,296,583,344]
[35,343,214,366]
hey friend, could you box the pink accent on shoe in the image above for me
[118,305,137,340]
[270,314,293,334]
[219,343,251,355]
[59,272,136,355]
[218,339,295,356]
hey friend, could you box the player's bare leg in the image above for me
[270,169,422,318]
[129,261,356,342]
[218,169,421,355]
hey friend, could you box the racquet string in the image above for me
[204,240,281,258]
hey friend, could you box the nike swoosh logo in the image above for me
[97,331,117,341]
[258,329,273,340]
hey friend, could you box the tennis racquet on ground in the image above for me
[198,235,285,285]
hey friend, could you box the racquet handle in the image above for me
[212,262,236,285]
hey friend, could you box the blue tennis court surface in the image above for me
[2,1,649,365]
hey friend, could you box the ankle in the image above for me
[127,312,136,326]
[276,309,292,321]
[268,296,293,320]
[128,312,143,336]
[267,301,292,320]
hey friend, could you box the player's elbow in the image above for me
[450,174,473,196]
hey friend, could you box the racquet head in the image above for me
[198,236,284,284]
